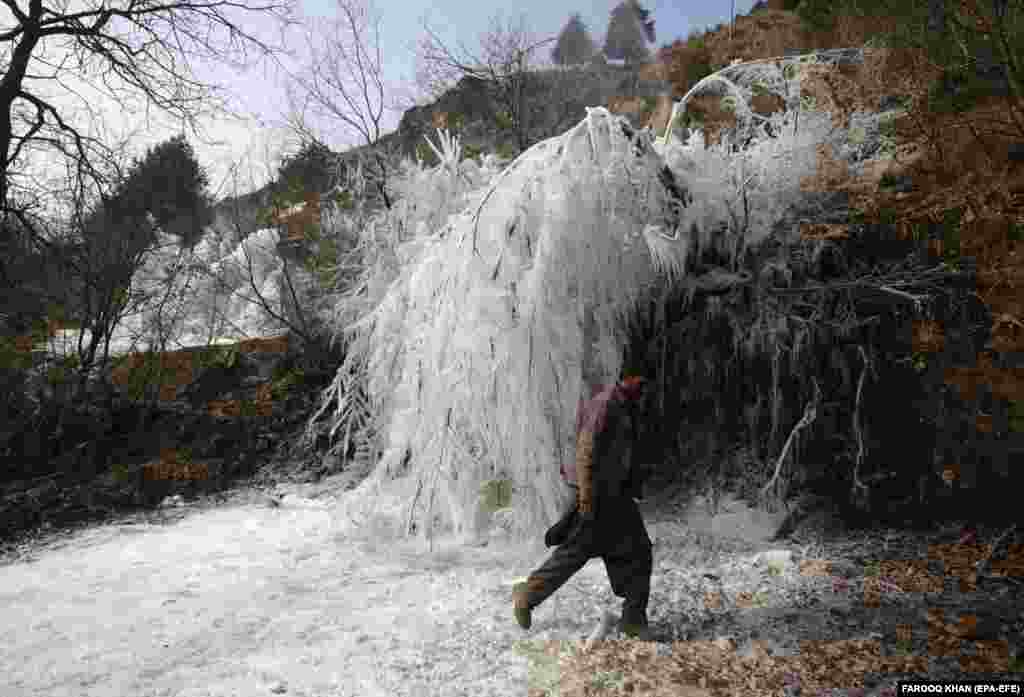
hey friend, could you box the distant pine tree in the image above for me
[103,134,216,251]
[551,13,597,66]
[632,1,655,43]
[604,1,654,65]
[276,139,340,199]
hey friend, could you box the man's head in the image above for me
[621,374,645,388]
[620,370,647,398]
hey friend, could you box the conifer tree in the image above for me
[551,13,597,66]
[604,1,655,64]
[106,134,216,251]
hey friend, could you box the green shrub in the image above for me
[121,350,164,402]
[0,336,32,372]
[46,353,79,388]
[875,205,898,226]
[238,398,258,418]
[203,344,240,371]
[794,0,837,33]
[270,366,305,400]
[907,221,929,242]
[110,461,131,483]
[940,207,963,265]
[462,143,484,162]
[415,141,439,167]
[479,478,513,512]
[303,231,340,288]
[331,189,355,211]
[685,63,713,93]
[670,112,691,136]
[877,118,898,138]
[1009,401,1024,433]
[494,110,514,132]
[496,142,517,160]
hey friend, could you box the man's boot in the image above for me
[619,599,651,640]
[513,576,545,630]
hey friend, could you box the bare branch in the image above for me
[0,0,301,220]
[761,377,821,499]
[411,10,559,151]
[285,0,389,149]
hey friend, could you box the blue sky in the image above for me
[16,0,761,209]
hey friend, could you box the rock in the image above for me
[877,94,906,112]
[756,549,795,568]
[878,174,915,193]
[160,494,185,508]
[175,363,245,406]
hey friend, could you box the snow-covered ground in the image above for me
[0,481,558,697]
[0,475,792,697]
[35,328,243,360]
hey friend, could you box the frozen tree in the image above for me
[283,0,401,210]
[311,47,920,549]
[551,13,597,66]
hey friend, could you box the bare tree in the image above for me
[412,11,558,152]
[0,0,299,243]
[282,0,399,210]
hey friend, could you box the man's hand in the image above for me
[544,507,579,547]
[576,430,595,518]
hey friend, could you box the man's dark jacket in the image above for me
[547,382,647,546]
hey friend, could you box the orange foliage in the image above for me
[270,192,321,241]
[646,0,1023,460]
[238,333,289,355]
[109,348,201,402]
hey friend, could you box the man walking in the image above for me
[513,371,653,640]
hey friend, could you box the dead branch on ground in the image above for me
[761,377,821,500]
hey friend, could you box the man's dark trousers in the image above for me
[524,495,652,627]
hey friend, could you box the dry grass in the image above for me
[795,37,1024,387]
